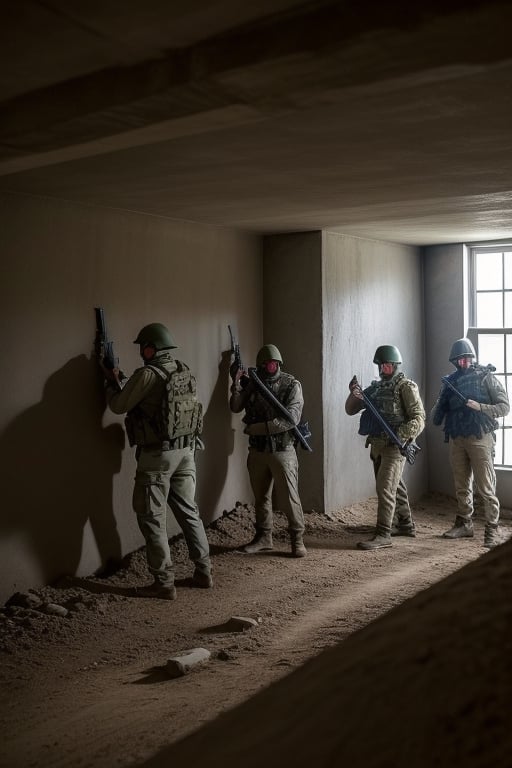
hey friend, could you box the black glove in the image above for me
[400,440,421,465]
[297,421,312,440]
[349,375,359,393]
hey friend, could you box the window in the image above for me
[468,243,512,467]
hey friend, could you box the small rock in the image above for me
[166,648,211,678]
[42,603,69,618]
[225,616,261,632]
[5,592,42,610]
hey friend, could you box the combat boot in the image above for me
[290,532,307,558]
[241,529,273,554]
[135,581,177,600]
[357,525,392,550]
[391,519,416,537]
[483,523,500,549]
[192,569,214,588]
[443,515,474,539]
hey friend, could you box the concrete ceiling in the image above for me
[1,0,512,245]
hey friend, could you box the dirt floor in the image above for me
[1,493,511,768]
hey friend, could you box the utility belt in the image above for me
[365,434,397,449]
[249,432,295,453]
[141,434,194,451]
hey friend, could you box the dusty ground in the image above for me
[1,493,510,768]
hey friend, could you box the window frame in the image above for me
[468,242,512,468]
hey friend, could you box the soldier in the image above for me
[230,344,307,557]
[101,322,212,599]
[432,337,509,548]
[345,345,425,550]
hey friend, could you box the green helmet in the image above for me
[133,323,177,350]
[256,344,283,366]
[449,338,476,363]
[373,345,402,365]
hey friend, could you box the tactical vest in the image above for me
[244,372,297,451]
[125,361,203,447]
[442,366,497,440]
[358,373,408,437]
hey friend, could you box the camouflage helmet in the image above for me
[133,323,177,350]
[449,338,476,364]
[256,344,283,366]
[373,345,402,365]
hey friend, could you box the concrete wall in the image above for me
[263,231,426,514]
[262,232,323,511]
[6,196,505,602]
[423,244,466,495]
[0,192,262,603]
[323,232,427,512]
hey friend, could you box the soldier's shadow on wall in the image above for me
[0,354,124,585]
[196,350,235,521]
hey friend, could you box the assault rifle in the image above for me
[94,307,125,388]
[442,362,496,403]
[441,373,498,433]
[441,376,468,405]
[354,384,420,465]
[248,366,312,452]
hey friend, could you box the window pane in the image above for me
[502,428,512,465]
[505,252,512,289]
[476,252,502,290]
[477,333,504,369]
[505,291,512,326]
[505,376,512,428]
[495,428,504,464]
[470,246,512,467]
[507,337,512,372]
[476,292,503,326]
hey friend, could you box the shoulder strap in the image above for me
[146,360,190,380]
[145,363,171,383]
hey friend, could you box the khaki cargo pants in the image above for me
[449,432,499,525]
[369,437,411,530]
[247,446,305,534]
[133,445,211,587]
